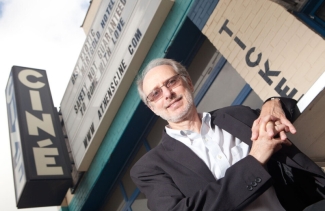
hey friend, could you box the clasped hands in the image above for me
[249,99,297,165]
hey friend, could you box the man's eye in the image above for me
[168,79,176,86]
[151,89,160,97]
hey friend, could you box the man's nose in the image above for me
[161,86,173,99]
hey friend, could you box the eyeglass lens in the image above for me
[147,74,181,101]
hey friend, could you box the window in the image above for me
[295,0,325,37]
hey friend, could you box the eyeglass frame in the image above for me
[146,74,185,103]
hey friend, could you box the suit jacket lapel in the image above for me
[161,132,216,182]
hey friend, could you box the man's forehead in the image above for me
[144,65,176,83]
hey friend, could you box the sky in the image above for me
[0,0,89,210]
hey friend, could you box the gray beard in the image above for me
[162,90,194,123]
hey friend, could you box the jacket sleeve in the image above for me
[131,154,273,211]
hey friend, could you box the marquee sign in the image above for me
[60,0,173,171]
[6,66,72,208]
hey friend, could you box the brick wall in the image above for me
[202,0,325,101]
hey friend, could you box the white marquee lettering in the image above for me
[25,111,55,137]
[18,69,45,89]
[29,90,43,111]
[33,145,63,175]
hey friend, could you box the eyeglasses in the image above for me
[146,74,183,102]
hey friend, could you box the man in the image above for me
[130,58,325,210]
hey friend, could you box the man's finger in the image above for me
[265,121,275,137]
[258,115,278,137]
[273,123,287,140]
[280,117,297,134]
[279,131,287,141]
[251,118,260,140]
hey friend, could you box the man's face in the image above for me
[143,65,194,123]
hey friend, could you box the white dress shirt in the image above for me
[165,112,285,211]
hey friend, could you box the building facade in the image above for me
[59,0,325,210]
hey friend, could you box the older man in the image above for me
[131,58,325,210]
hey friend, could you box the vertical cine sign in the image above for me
[19,69,64,175]
[5,66,71,208]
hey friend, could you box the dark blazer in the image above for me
[131,99,325,211]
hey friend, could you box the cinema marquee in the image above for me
[60,0,173,171]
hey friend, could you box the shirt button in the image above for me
[218,155,222,159]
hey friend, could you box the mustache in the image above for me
[164,95,182,108]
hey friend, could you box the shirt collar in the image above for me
[165,112,212,140]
